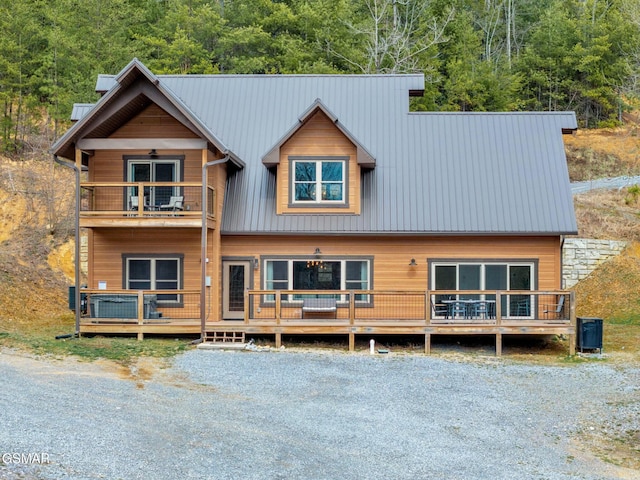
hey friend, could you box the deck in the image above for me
[76,289,576,355]
[79,182,215,228]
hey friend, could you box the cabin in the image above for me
[51,59,579,355]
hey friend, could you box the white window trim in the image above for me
[290,157,347,205]
[263,258,371,304]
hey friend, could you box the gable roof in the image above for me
[261,99,376,168]
[57,61,578,236]
[51,59,244,168]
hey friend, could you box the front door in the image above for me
[222,260,251,320]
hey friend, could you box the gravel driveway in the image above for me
[1,348,638,480]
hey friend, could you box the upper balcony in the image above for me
[79,182,215,228]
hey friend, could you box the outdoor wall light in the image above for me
[314,247,322,257]
[409,258,418,266]
[148,149,158,158]
[254,258,259,270]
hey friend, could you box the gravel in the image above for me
[1,348,639,480]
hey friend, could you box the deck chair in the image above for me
[471,301,489,319]
[129,196,149,212]
[430,300,448,318]
[543,295,565,320]
[158,196,184,214]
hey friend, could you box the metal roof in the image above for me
[62,61,578,235]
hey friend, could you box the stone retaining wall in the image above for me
[563,238,627,289]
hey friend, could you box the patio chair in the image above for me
[543,295,565,320]
[129,196,149,212]
[449,301,469,319]
[158,196,184,214]
[514,297,530,316]
[471,300,489,319]
[430,300,448,318]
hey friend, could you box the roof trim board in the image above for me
[261,99,376,168]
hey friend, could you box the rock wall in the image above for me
[563,238,627,289]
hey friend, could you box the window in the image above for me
[126,157,182,208]
[291,158,345,204]
[124,255,183,304]
[264,258,371,303]
[431,261,535,317]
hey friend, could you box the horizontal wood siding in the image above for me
[110,104,198,139]
[90,229,202,319]
[221,235,562,291]
[278,111,360,214]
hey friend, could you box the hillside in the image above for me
[565,126,640,242]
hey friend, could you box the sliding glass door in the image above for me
[127,160,179,208]
[432,262,535,317]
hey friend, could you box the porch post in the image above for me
[54,153,82,337]
[201,154,230,338]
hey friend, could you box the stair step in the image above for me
[203,331,246,343]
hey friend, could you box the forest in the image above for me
[1,0,640,154]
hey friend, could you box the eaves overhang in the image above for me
[51,58,244,168]
[261,99,376,168]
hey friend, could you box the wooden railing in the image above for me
[80,182,215,218]
[245,289,575,326]
[78,289,201,322]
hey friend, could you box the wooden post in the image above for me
[424,333,431,355]
[137,290,144,341]
[275,332,282,349]
[495,333,502,356]
[569,290,576,356]
[348,332,355,352]
[349,291,355,326]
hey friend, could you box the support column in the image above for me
[348,333,355,352]
[496,333,502,356]
[275,333,282,349]
[425,334,431,355]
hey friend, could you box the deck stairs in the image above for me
[202,331,246,345]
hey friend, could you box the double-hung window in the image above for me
[291,157,346,205]
[124,255,183,304]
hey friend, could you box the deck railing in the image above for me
[80,182,215,218]
[245,290,574,325]
[78,289,201,323]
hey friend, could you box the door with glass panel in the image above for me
[127,160,179,209]
[432,262,534,318]
[222,260,251,320]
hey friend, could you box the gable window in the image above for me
[123,255,183,304]
[291,157,346,205]
[430,261,536,318]
[264,258,371,303]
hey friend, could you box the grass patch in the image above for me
[0,313,190,363]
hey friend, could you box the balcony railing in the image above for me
[80,182,215,218]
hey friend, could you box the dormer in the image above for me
[262,100,375,215]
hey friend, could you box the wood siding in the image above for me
[277,111,361,215]
[110,104,198,139]
[221,235,563,292]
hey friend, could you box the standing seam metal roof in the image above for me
[71,66,578,235]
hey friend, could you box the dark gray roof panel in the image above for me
[70,104,95,121]
[81,67,578,235]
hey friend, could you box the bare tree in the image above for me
[333,0,454,74]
